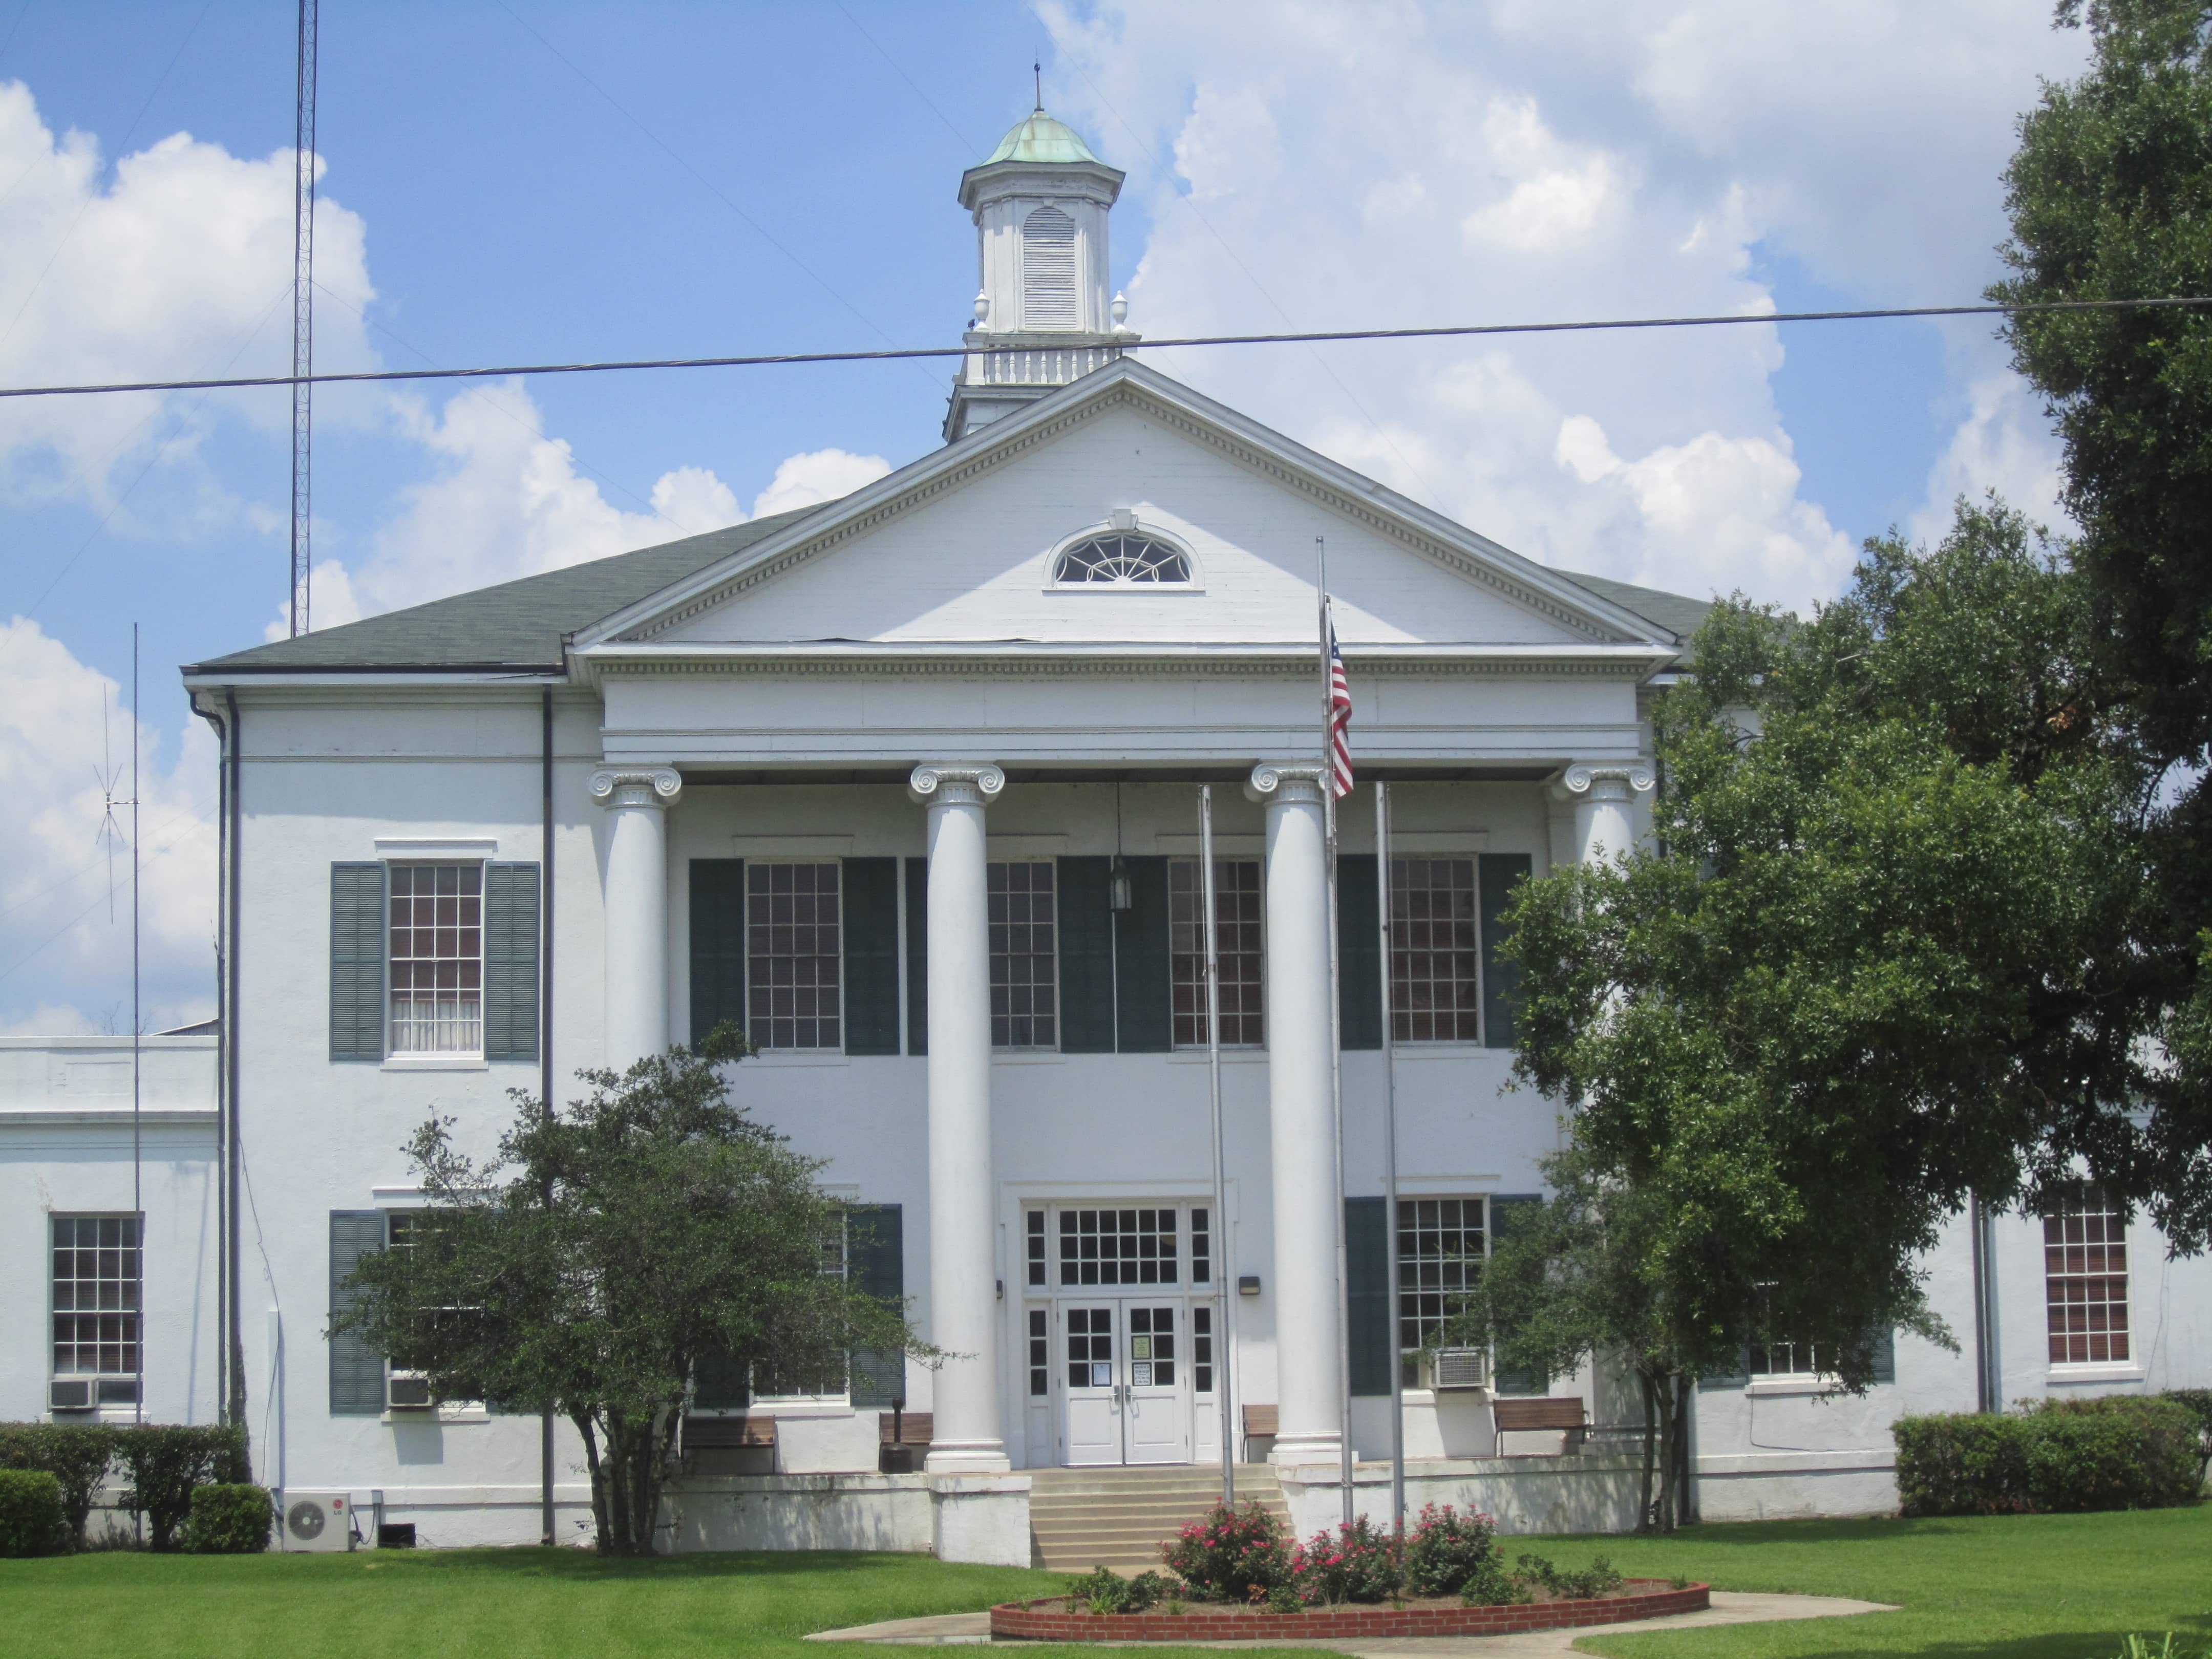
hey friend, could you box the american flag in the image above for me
[1327,614,1353,798]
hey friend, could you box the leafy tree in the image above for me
[334,1025,923,1556]
[1993,0,2212,1238]
[1500,504,2174,1397]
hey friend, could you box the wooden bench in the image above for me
[878,1409,932,1472]
[1491,1396,1587,1455]
[682,1414,776,1451]
[1242,1403,1278,1462]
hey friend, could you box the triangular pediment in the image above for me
[571,361,1672,661]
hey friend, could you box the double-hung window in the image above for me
[989,861,1057,1049]
[389,864,483,1054]
[1169,858,1263,1047]
[748,862,843,1050]
[752,1218,850,1401]
[52,1215,141,1407]
[1390,858,1482,1043]
[2045,1186,2130,1364]
[1395,1198,1483,1387]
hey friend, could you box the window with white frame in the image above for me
[2045,1185,2130,1364]
[389,863,483,1053]
[1396,1198,1483,1387]
[753,1219,849,1400]
[747,862,842,1050]
[1058,1207,1179,1286]
[1171,858,1263,1047]
[1390,858,1482,1043]
[52,1215,141,1406]
[1051,531,1192,584]
[989,861,1056,1049]
[1747,1338,1824,1378]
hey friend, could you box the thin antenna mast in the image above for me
[132,623,143,1426]
[289,0,318,637]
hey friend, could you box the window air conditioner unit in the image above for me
[1424,1348,1492,1390]
[386,1373,435,1410]
[279,1491,357,1552]
[48,1378,94,1412]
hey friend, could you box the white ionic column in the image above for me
[1561,762,1655,865]
[589,766,682,1068]
[1245,762,1345,1466]
[908,762,1010,1474]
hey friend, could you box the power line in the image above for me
[3,295,2208,402]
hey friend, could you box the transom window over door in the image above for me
[748,862,842,1050]
[390,863,482,1053]
[1170,858,1262,1046]
[1391,857,1481,1043]
[2045,1186,2130,1364]
[1059,1207,1179,1286]
[990,861,1057,1048]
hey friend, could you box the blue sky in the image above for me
[0,1,2087,1031]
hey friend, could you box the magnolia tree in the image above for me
[333,1024,923,1555]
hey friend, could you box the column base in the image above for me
[1268,1431,1346,1469]
[924,1440,1012,1474]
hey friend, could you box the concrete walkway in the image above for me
[804,1589,1897,1651]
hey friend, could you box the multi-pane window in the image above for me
[1194,1305,1214,1395]
[389,864,482,1054]
[1026,1211,1048,1287]
[1028,1309,1049,1397]
[1390,858,1481,1043]
[989,862,1057,1048]
[1397,1198,1484,1386]
[1129,1306,1176,1387]
[52,1215,140,1404]
[1191,1207,1212,1285]
[748,863,842,1050]
[1748,1339,1821,1378]
[2046,1187,2130,1364]
[1059,1208,1179,1286]
[756,1219,849,1398]
[1067,1307,1114,1387]
[1170,859,1264,1047]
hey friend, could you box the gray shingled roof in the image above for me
[184,502,1711,675]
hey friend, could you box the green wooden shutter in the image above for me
[843,858,901,1056]
[1057,856,1116,1054]
[847,1203,906,1408]
[329,1210,387,1416]
[1346,1195,1393,1396]
[1478,855,1532,1049]
[904,858,928,1057]
[689,859,746,1047]
[1338,854,1381,1050]
[329,863,386,1062]
[1113,856,1171,1053]
[482,862,541,1063]
[1488,1193,1550,1395]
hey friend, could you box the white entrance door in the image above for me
[1059,1301,1191,1466]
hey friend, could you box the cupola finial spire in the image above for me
[1033,58,1043,112]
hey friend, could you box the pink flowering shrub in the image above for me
[1287,1515,1402,1605]
[1159,1501,1290,1600]
[1402,1502,1503,1597]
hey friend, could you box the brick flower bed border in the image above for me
[990,1580,1710,1641]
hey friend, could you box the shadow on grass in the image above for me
[351,1547,1003,1584]
[1699,1631,2212,1659]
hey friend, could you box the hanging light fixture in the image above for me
[1110,783,1134,911]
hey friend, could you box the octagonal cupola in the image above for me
[945,103,1133,441]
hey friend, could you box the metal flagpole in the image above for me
[132,623,143,1428]
[1318,538,1354,1524]
[1377,782,1402,1535]
[1201,785,1234,1508]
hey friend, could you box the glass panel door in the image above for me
[1062,1305,1121,1465]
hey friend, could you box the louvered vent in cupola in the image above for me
[1021,206,1078,328]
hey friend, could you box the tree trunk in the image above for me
[574,1410,613,1556]
[1635,1368,1659,1532]
[1670,1373,1694,1526]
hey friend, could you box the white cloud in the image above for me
[0,618,218,1034]
[1039,1,2088,613]
[0,80,374,531]
[749,448,891,520]
[1909,370,2071,547]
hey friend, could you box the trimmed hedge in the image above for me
[186,1483,273,1554]
[0,1423,116,1547]
[0,1469,66,1557]
[114,1425,251,1551]
[1896,1396,2203,1516]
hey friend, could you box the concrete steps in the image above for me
[1029,1463,1290,1573]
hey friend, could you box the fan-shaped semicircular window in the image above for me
[1053,532,1193,584]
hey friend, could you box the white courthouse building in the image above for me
[4,110,2204,1559]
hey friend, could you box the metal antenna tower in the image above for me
[289,0,318,637]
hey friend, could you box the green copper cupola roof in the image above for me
[980,109,1103,166]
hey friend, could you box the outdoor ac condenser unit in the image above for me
[1425,1348,1492,1390]
[48,1378,93,1411]
[386,1373,434,1410]
[279,1492,357,1552]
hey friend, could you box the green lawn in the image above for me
[3,1504,2205,1659]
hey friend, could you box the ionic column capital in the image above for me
[589,767,683,811]
[908,762,1006,808]
[1558,761,1655,803]
[1245,762,1327,805]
